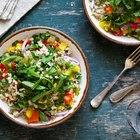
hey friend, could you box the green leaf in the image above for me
[32,78,42,90]
[47,67,57,75]
[21,81,46,90]
[2,56,20,64]
[122,0,134,9]
[39,111,48,121]
[27,44,39,49]
[45,31,51,38]
[12,40,19,46]
[115,0,122,5]
[134,10,140,17]
[54,75,67,93]
[31,90,52,102]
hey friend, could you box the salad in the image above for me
[0,31,81,124]
[90,0,140,40]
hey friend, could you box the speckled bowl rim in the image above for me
[82,0,140,46]
[0,26,90,128]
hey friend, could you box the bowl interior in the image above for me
[0,27,89,128]
[83,0,140,46]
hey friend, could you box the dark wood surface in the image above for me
[0,0,140,139]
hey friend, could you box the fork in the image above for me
[90,46,140,108]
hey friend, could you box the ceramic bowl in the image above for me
[0,26,89,128]
[82,0,140,46]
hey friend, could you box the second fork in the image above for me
[90,46,140,108]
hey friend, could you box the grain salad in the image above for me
[0,32,81,124]
[90,0,140,40]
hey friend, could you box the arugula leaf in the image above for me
[39,111,48,121]
[115,0,122,5]
[21,81,46,90]
[32,90,52,102]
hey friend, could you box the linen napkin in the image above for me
[0,0,40,38]
[0,0,19,20]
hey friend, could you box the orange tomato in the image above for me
[27,111,39,124]
[64,95,72,105]
[64,89,74,105]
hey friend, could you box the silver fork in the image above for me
[90,46,140,108]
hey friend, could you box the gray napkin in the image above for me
[0,0,19,20]
[0,0,40,38]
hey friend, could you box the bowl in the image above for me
[82,0,140,46]
[0,26,89,128]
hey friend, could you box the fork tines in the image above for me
[127,46,140,64]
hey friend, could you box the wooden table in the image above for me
[0,0,140,139]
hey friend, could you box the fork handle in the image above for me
[91,68,126,108]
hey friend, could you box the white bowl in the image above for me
[0,26,90,128]
[82,0,140,46]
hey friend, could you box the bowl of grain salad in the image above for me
[0,27,89,128]
[82,0,140,46]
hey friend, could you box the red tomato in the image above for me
[65,89,74,97]
[53,41,59,49]
[64,89,74,105]
[0,63,6,71]
[2,70,8,78]
[11,61,16,71]
[43,40,49,46]
[130,23,138,30]
[26,40,31,46]
[112,29,123,36]
[19,40,24,44]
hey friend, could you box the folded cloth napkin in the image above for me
[0,0,9,16]
[0,0,40,38]
[0,0,19,20]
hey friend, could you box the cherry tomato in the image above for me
[105,5,113,14]
[19,40,24,44]
[112,29,123,36]
[26,40,31,46]
[2,70,8,78]
[130,23,138,30]
[11,61,16,71]
[43,40,49,46]
[64,95,72,105]
[53,41,59,49]
[0,63,6,71]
